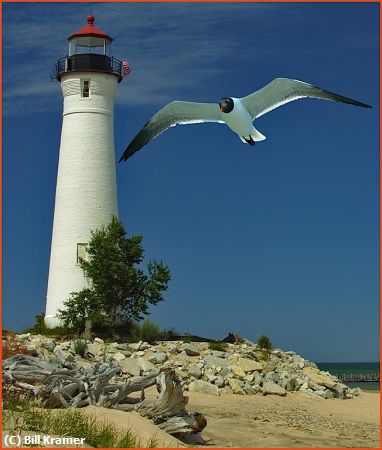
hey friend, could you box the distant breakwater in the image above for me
[336,373,379,382]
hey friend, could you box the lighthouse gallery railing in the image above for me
[54,54,123,81]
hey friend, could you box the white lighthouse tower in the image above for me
[45,15,124,327]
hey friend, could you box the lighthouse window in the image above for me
[77,243,88,263]
[81,80,90,98]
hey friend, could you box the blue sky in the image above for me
[3,2,379,362]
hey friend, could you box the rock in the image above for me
[292,355,305,369]
[175,369,188,380]
[129,341,143,350]
[205,372,217,383]
[244,374,254,383]
[86,343,105,359]
[204,355,229,368]
[315,389,332,399]
[189,380,219,396]
[119,357,141,376]
[303,367,337,389]
[41,339,56,353]
[112,352,126,362]
[331,382,354,399]
[140,342,152,351]
[353,387,362,397]
[148,352,168,365]
[220,369,234,381]
[231,365,246,380]
[252,372,264,385]
[136,351,145,357]
[308,380,324,391]
[243,383,257,395]
[182,344,200,356]
[15,333,31,342]
[54,347,74,362]
[285,377,300,391]
[25,344,38,356]
[237,357,263,373]
[94,337,104,344]
[211,350,226,358]
[214,375,225,388]
[137,358,157,373]
[228,378,246,394]
[188,365,202,379]
[163,342,178,354]
[75,360,93,370]
[262,381,287,396]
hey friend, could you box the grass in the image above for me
[3,387,157,448]
[73,338,87,357]
[208,341,228,352]
[129,319,167,343]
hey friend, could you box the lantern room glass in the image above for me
[68,38,112,57]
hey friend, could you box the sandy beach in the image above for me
[77,387,381,448]
[185,389,380,448]
[3,389,379,448]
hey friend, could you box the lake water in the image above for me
[316,362,380,391]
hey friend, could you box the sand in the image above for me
[185,389,380,448]
[84,388,380,448]
[3,389,379,448]
[81,406,186,447]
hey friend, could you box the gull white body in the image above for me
[45,72,119,328]
[221,98,266,143]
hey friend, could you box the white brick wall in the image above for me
[45,72,119,328]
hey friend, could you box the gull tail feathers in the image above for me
[251,128,266,141]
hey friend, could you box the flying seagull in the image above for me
[119,78,371,162]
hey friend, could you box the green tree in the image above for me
[58,217,170,333]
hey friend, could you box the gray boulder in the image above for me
[119,357,141,376]
[41,339,56,353]
[188,365,202,379]
[182,344,200,356]
[204,355,229,368]
[262,381,287,396]
[137,358,157,373]
[228,379,245,394]
[189,380,219,396]
[148,352,168,365]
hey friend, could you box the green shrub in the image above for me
[129,319,166,343]
[23,313,74,338]
[208,341,228,352]
[73,339,87,357]
[256,335,273,350]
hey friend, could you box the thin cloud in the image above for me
[3,3,312,116]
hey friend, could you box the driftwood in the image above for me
[3,354,206,435]
[137,370,207,434]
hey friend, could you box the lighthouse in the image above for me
[45,15,125,327]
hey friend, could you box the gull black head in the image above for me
[219,97,234,113]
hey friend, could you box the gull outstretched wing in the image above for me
[241,78,371,119]
[119,101,223,161]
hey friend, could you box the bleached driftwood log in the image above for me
[3,354,157,408]
[136,370,207,434]
[3,354,207,435]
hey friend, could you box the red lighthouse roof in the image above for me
[68,15,113,42]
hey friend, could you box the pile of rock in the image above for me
[10,333,360,400]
